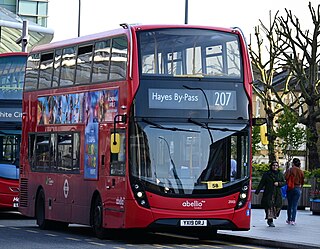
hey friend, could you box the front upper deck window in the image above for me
[139,28,241,78]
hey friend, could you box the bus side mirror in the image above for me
[111,133,120,154]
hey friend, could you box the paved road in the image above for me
[0,211,275,249]
[1,209,319,248]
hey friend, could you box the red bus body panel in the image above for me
[0,177,19,210]
[19,24,252,234]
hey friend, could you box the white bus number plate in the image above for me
[180,220,207,226]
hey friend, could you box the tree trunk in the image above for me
[307,121,320,170]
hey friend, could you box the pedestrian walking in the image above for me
[285,158,305,225]
[255,161,286,227]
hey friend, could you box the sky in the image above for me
[47,0,318,43]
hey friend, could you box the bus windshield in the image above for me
[139,28,241,78]
[0,54,26,100]
[130,120,249,195]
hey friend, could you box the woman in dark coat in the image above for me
[255,161,286,227]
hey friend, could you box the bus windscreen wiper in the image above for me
[142,119,199,133]
[188,118,242,132]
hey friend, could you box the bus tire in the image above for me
[92,195,106,239]
[35,189,51,230]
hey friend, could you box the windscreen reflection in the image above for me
[130,121,249,195]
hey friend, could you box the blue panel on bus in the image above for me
[0,164,19,180]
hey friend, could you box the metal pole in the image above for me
[78,0,81,37]
[184,0,188,24]
[22,20,28,52]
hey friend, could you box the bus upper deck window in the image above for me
[92,40,111,82]
[39,52,54,89]
[52,49,62,88]
[25,54,40,91]
[60,47,76,87]
[109,36,128,80]
[76,44,93,84]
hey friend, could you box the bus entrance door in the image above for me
[101,126,126,228]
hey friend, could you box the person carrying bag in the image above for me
[285,158,305,225]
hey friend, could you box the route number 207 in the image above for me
[214,91,232,106]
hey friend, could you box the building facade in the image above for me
[0,0,48,27]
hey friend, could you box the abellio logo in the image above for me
[182,200,206,209]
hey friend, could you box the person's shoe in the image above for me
[290,221,296,226]
[267,220,275,227]
[286,220,290,224]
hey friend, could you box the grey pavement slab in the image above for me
[218,208,320,249]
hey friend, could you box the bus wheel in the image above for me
[92,195,106,239]
[36,189,51,230]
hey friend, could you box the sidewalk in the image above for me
[218,208,320,249]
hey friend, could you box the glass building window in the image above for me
[17,0,48,27]
[38,1,47,15]
[0,0,16,12]
[18,0,37,15]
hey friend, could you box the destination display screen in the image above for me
[149,88,237,111]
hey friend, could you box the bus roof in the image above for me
[29,24,240,54]
[0,52,28,58]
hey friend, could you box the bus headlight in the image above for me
[240,193,247,199]
[136,191,143,198]
[237,200,244,207]
[235,182,249,210]
[242,185,248,191]
[131,182,150,208]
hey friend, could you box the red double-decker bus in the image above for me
[0,52,27,210]
[19,24,253,238]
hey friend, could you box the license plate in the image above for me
[180,220,207,226]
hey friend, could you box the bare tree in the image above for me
[275,2,320,170]
[249,11,292,163]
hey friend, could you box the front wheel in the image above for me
[92,195,107,239]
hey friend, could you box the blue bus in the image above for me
[0,52,27,210]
